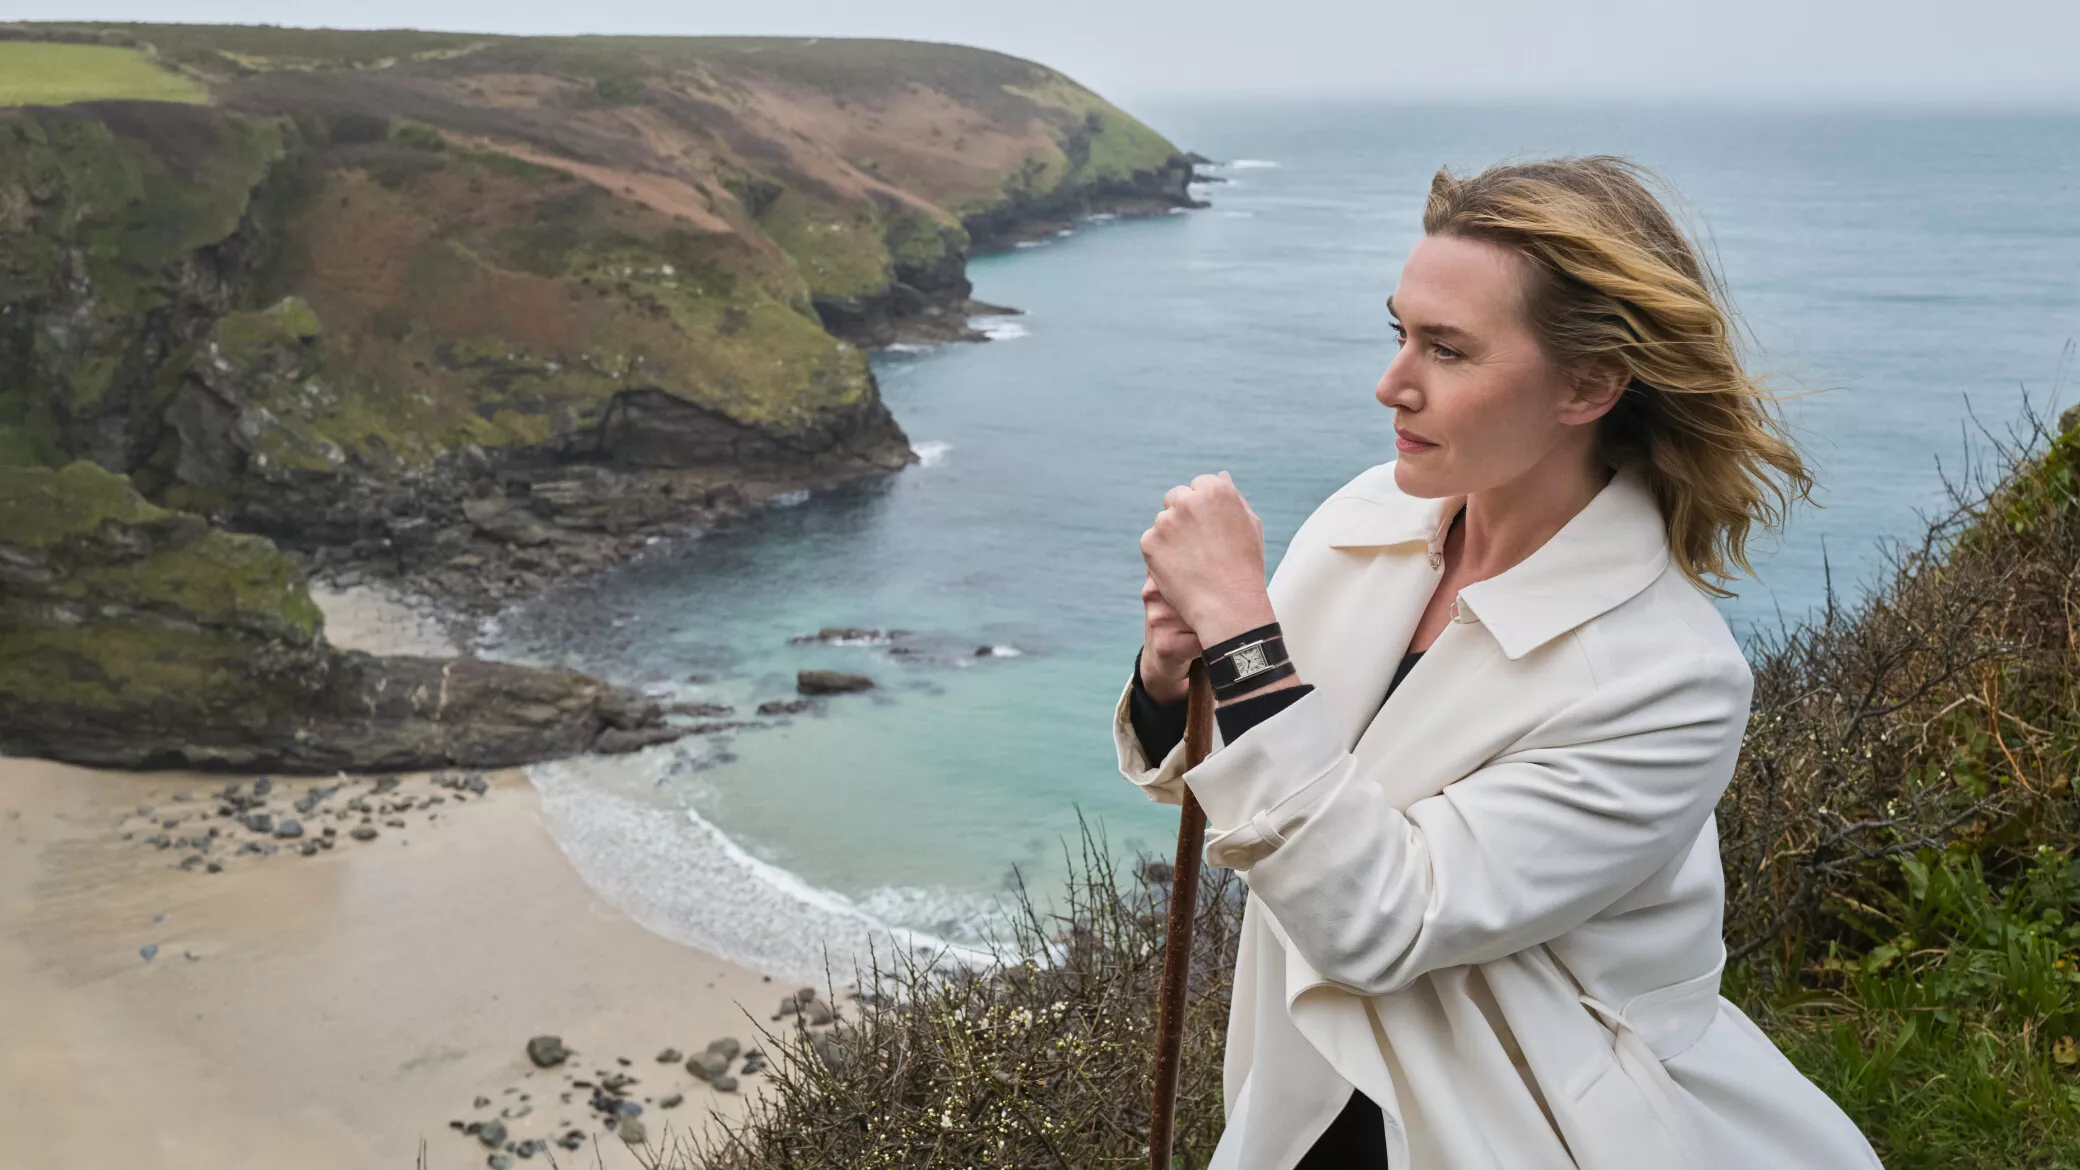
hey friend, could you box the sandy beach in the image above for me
[0,584,806,1170]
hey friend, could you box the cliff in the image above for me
[0,462,683,770]
[0,28,1200,590]
[0,26,1205,769]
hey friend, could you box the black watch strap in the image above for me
[1202,622,1291,698]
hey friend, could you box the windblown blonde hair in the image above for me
[1423,155,1814,598]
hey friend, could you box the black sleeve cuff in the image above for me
[1214,682,1314,744]
[1130,648,1315,760]
[1127,648,1189,763]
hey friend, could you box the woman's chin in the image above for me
[1392,452,1448,496]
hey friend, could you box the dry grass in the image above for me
[1721,381,2080,972]
[636,825,1240,1170]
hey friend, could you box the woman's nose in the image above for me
[1375,353,1419,410]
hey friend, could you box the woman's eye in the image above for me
[1432,344,1459,361]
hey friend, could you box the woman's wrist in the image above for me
[1190,595,1280,651]
[1214,671,1304,709]
[1137,647,1191,705]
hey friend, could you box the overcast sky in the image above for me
[12,0,2080,107]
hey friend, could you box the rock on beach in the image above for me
[526,1035,570,1068]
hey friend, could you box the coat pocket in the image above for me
[1555,989,1714,1170]
[1560,1053,1704,1170]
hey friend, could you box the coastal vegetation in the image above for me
[0,41,209,105]
[0,23,1203,769]
[678,400,2080,1170]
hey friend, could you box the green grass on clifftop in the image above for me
[0,42,210,106]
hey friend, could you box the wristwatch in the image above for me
[1201,622,1296,700]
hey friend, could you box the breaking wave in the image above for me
[971,315,1029,341]
[527,748,1003,983]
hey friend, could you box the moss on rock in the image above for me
[0,103,298,470]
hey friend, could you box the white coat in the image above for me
[1113,461,1883,1170]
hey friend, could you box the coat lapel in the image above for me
[1280,463,1673,791]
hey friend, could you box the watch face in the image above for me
[1231,642,1273,678]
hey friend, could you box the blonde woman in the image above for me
[1118,157,1882,1170]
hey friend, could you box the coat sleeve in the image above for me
[1182,648,1753,996]
[1112,671,1226,806]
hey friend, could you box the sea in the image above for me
[482,100,2080,981]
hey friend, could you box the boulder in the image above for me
[462,496,559,547]
[684,1049,731,1081]
[797,670,876,695]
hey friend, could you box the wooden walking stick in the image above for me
[1149,655,1216,1170]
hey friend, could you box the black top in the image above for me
[1127,642,1428,1170]
[1127,647,1422,764]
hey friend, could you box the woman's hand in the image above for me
[1139,471,1278,651]
[1139,574,1201,704]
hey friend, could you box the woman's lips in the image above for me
[1395,429,1438,453]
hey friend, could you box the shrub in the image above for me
[668,824,1241,1169]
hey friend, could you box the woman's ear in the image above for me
[1564,361,1631,425]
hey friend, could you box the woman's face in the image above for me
[1376,233,1615,499]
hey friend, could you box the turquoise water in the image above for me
[491,101,2080,978]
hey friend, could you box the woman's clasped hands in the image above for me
[1137,471,1279,703]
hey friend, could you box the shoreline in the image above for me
[0,589,866,1168]
[0,756,815,1170]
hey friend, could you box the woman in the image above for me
[1115,157,1883,1170]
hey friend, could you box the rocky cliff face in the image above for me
[1,30,1203,599]
[0,27,1204,770]
[0,98,917,595]
[0,462,683,770]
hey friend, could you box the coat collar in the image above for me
[1320,463,1672,661]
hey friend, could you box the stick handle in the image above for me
[1149,656,1215,1170]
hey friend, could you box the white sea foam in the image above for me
[1054,227,1075,237]
[884,342,933,355]
[1228,158,1282,169]
[970,315,1029,341]
[770,488,811,507]
[1080,212,1117,222]
[981,644,1023,657]
[1013,240,1049,249]
[527,749,1003,982]
[912,440,951,468]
